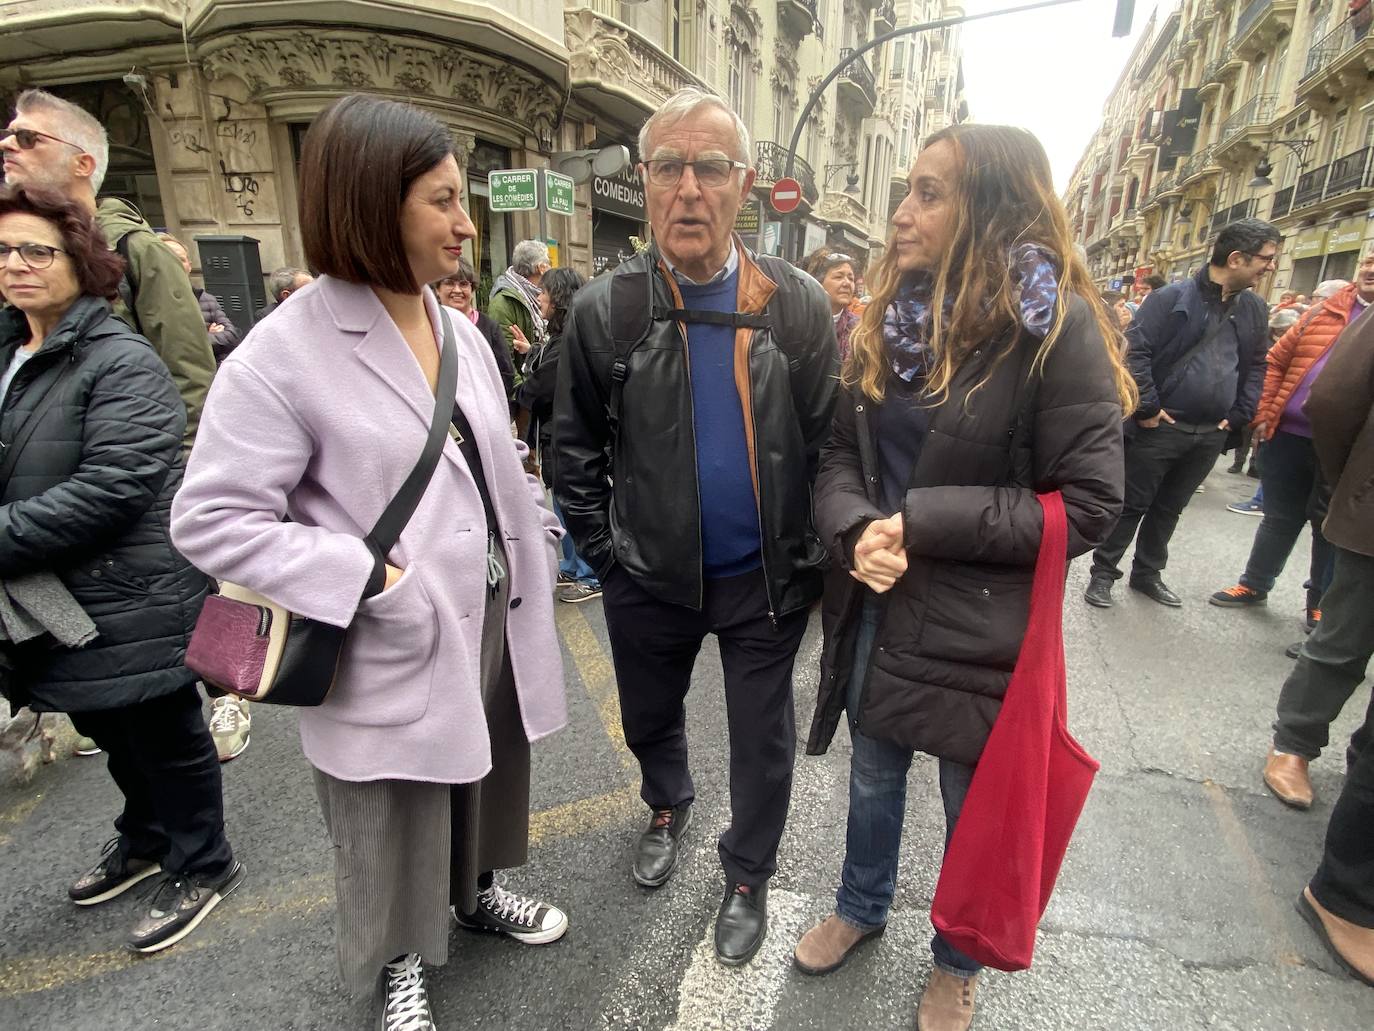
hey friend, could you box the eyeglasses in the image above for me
[1,127,88,154]
[1243,250,1279,265]
[820,253,854,267]
[0,243,68,269]
[643,158,748,188]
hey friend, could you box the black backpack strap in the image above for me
[365,311,460,557]
[607,257,657,434]
[113,231,142,334]
[652,307,772,329]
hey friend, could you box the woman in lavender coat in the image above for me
[170,96,568,1029]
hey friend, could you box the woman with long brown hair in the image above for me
[792,125,1136,1031]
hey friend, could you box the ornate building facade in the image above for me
[1065,0,1374,298]
[0,0,970,286]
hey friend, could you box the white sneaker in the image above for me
[381,954,437,1030]
[209,697,250,763]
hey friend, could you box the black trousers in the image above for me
[1311,683,1374,927]
[601,565,809,889]
[1239,430,1334,607]
[1091,421,1227,582]
[69,683,234,878]
[1273,547,1374,764]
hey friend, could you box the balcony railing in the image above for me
[1270,185,1294,219]
[1201,42,1239,84]
[1293,163,1331,209]
[1236,0,1274,42]
[754,141,818,204]
[837,48,877,108]
[1209,198,1257,233]
[1326,147,1372,197]
[1178,145,1219,182]
[1219,94,1277,144]
[778,0,819,38]
[1302,18,1367,82]
[875,0,897,30]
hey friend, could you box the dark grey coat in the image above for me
[806,297,1125,766]
[0,297,207,712]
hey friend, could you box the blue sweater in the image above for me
[679,272,762,578]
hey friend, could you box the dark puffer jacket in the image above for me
[0,297,207,712]
[806,297,1125,766]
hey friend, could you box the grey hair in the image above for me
[1312,279,1350,300]
[511,239,550,277]
[637,87,751,166]
[268,266,310,299]
[15,89,110,194]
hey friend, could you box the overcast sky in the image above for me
[958,0,1173,191]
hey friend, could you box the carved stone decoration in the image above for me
[198,30,561,142]
[805,74,829,140]
[564,8,711,114]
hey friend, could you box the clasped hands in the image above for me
[850,513,907,594]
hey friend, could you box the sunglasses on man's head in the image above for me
[1,127,87,153]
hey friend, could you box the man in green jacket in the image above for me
[487,238,551,376]
[3,89,216,451]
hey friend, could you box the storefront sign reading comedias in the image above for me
[591,166,646,221]
[488,169,539,212]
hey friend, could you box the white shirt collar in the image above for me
[662,241,739,286]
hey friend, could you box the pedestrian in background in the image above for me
[0,184,241,953]
[434,257,515,402]
[1101,289,1133,330]
[1134,273,1166,305]
[556,85,837,967]
[171,95,568,1031]
[517,265,600,603]
[255,265,313,321]
[794,124,1132,1031]
[488,238,548,371]
[1085,218,1277,609]
[803,247,860,361]
[1259,302,1374,814]
[158,232,241,363]
[1211,259,1371,638]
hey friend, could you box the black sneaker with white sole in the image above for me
[452,879,568,945]
[69,838,162,906]
[379,954,437,1031]
[127,860,245,953]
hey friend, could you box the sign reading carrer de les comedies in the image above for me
[488,169,539,212]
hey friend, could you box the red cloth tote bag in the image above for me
[930,491,1099,971]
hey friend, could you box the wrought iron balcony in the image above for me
[1209,198,1256,234]
[875,0,897,32]
[754,141,818,205]
[1270,186,1294,220]
[1293,163,1331,210]
[1177,145,1220,184]
[837,48,877,112]
[1326,147,1373,198]
[1235,0,1298,54]
[778,0,819,39]
[1300,16,1372,92]
[1219,94,1276,145]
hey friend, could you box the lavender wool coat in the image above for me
[170,275,567,783]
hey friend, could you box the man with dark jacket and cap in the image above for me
[1086,218,1279,608]
[555,87,837,967]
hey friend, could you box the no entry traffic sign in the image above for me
[770,177,803,214]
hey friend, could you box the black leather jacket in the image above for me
[553,243,838,616]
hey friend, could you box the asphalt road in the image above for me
[1,456,1370,1031]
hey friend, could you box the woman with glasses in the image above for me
[794,125,1135,1031]
[0,184,241,953]
[433,257,515,403]
[803,247,860,360]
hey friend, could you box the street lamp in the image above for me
[1249,138,1316,189]
[824,162,861,190]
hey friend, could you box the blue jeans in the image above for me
[835,594,983,977]
[551,496,598,584]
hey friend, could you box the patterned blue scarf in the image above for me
[882,244,1060,383]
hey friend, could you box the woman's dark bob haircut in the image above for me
[0,184,125,301]
[298,94,455,295]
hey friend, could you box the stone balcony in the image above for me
[1296,17,1374,112]
[0,1,182,64]
[1233,0,1297,60]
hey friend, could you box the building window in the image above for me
[892,41,906,78]
[728,39,756,127]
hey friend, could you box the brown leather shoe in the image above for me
[1298,886,1374,986]
[792,913,884,975]
[917,967,978,1031]
[1263,748,1314,809]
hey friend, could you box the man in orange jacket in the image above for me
[1210,253,1373,630]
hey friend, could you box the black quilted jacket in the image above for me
[0,297,207,712]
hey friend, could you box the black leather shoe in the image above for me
[632,805,691,888]
[1083,575,1114,608]
[1286,641,1303,660]
[714,882,767,966]
[1129,579,1182,607]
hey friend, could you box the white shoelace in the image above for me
[208,701,241,734]
[384,955,434,1030]
[480,881,541,928]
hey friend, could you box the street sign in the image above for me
[545,171,575,216]
[770,177,803,214]
[487,169,539,212]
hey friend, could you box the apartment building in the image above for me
[1065,0,1373,298]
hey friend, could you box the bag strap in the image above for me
[607,257,657,435]
[1155,307,1233,402]
[365,311,459,555]
[114,232,143,334]
[1026,491,1069,710]
[0,357,80,486]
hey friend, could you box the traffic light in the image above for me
[1113,0,1135,37]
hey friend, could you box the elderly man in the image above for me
[489,239,550,364]
[1086,218,1279,608]
[2,89,215,450]
[254,266,313,321]
[158,233,242,363]
[555,87,837,965]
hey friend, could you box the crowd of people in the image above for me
[0,81,1370,1031]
